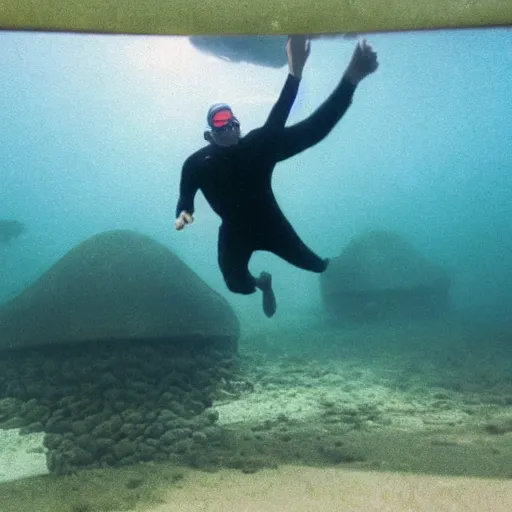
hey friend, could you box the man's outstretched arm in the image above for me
[262,36,310,131]
[175,157,199,230]
[273,39,379,162]
[262,73,301,130]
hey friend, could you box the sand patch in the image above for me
[0,428,48,483]
[135,465,512,512]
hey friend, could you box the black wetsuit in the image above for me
[176,73,357,294]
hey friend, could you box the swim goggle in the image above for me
[209,109,240,132]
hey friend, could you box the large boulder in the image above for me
[0,230,239,351]
[320,230,451,323]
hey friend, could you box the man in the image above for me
[175,36,378,318]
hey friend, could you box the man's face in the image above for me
[206,106,241,147]
[209,120,241,146]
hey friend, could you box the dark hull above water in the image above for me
[188,34,357,68]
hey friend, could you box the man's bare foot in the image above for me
[255,271,276,318]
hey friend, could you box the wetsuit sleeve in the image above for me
[262,73,301,130]
[175,157,199,218]
[272,76,357,162]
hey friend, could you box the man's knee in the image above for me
[319,257,330,273]
[224,274,257,295]
[305,256,330,273]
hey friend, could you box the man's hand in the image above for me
[286,35,311,80]
[344,39,379,86]
[175,211,194,231]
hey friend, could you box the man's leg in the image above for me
[266,224,329,273]
[218,224,277,318]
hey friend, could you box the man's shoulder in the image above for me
[242,126,267,144]
[184,145,213,168]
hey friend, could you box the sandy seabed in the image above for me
[0,428,47,483]
[133,465,512,512]
[137,319,512,512]
[1,319,512,511]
